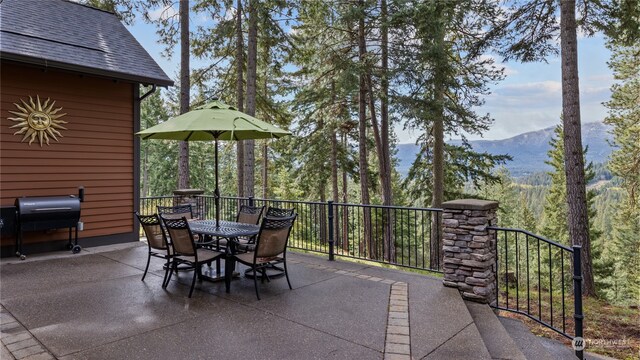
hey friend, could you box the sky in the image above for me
[127,9,615,143]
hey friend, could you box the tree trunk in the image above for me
[244,0,257,197]
[331,128,340,248]
[364,75,382,260]
[357,0,371,258]
[178,0,190,189]
[319,180,327,244]
[235,0,244,197]
[142,147,149,197]
[262,142,268,199]
[330,83,340,253]
[342,133,350,252]
[560,0,595,296]
[430,10,445,270]
[317,109,328,244]
[362,0,394,261]
[262,74,268,199]
[431,88,444,270]
[380,0,395,263]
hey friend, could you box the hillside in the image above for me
[396,122,613,178]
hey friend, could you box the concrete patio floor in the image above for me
[0,242,486,360]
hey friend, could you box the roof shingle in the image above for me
[0,0,173,86]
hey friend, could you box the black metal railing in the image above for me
[489,226,584,360]
[216,196,442,271]
[139,195,442,272]
[138,195,180,236]
[139,195,180,215]
[330,202,442,271]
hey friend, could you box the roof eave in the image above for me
[0,52,174,87]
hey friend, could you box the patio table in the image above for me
[189,219,260,240]
[188,220,259,285]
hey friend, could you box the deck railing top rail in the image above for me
[331,202,443,212]
[488,226,574,252]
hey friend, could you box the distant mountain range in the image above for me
[396,122,613,178]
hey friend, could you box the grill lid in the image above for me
[16,196,81,230]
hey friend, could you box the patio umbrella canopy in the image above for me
[137,100,290,141]
[136,99,291,226]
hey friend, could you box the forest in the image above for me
[89,0,639,308]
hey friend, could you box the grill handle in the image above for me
[34,207,73,211]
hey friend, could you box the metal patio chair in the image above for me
[157,204,203,243]
[136,213,173,288]
[236,204,264,225]
[227,214,297,300]
[234,205,265,252]
[157,204,194,219]
[265,206,295,218]
[161,216,224,298]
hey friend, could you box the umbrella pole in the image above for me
[215,137,220,228]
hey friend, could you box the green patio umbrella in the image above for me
[137,99,291,226]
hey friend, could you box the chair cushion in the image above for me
[151,246,173,257]
[176,248,222,264]
[234,252,281,265]
[236,243,256,252]
[235,238,255,252]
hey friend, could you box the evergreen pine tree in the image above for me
[478,167,519,228]
[517,194,537,233]
[396,0,509,206]
[540,125,613,295]
[540,126,569,245]
[140,89,178,196]
[287,0,358,201]
[604,41,640,305]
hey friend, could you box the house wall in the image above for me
[0,62,138,254]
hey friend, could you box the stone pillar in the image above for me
[173,189,204,219]
[441,199,498,305]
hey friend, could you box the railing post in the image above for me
[573,245,584,360]
[173,189,204,218]
[328,200,335,261]
[248,196,254,207]
[442,199,498,305]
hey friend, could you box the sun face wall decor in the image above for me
[8,96,68,147]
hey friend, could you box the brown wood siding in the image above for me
[0,62,135,247]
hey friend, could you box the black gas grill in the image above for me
[14,187,84,259]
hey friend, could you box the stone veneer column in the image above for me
[441,199,498,305]
[173,189,204,218]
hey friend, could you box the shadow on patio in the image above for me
[0,243,483,360]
